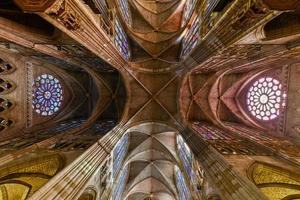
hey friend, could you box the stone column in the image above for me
[28,124,124,200]
[181,128,268,200]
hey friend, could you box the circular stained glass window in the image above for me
[247,77,282,121]
[32,74,63,116]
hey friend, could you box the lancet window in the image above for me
[182,0,197,26]
[177,135,193,178]
[112,166,128,200]
[32,74,63,116]
[181,16,200,58]
[112,134,129,177]
[114,19,131,60]
[247,77,285,121]
[192,123,263,155]
[118,0,131,24]
[175,166,191,200]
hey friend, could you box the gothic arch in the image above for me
[0,78,16,95]
[0,117,13,133]
[77,188,97,200]
[0,58,16,75]
[0,98,14,114]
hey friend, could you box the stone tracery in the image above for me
[32,74,63,116]
[247,77,283,121]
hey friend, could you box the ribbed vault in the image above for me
[122,122,180,200]
[118,0,189,72]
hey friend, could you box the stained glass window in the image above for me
[175,166,190,200]
[112,166,128,200]
[182,0,197,26]
[247,77,284,121]
[118,0,131,24]
[177,135,193,178]
[113,134,129,177]
[114,19,131,60]
[181,16,200,58]
[32,74,63,116]
[192,122,233,140]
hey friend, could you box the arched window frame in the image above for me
[0,98,14,113]
[114,19,131,60]
[0,78,16,94]
[0,59,16,75]
[181,16,200,59]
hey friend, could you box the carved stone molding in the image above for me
[260,0,300,11]
[13,0,57,12]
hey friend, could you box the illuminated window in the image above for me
[113,134,129,177]
[177,135,193,178]
[182,0,197,26]
[114,19,131,60]
[247,77,284,121]
[32,74,63,116]
[181,16,200,58]
[192,123,233,140]
[175,166,190,200]
[118,0,130,23]
[112,166,128,200]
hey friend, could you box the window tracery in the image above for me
[181,16,200,58]
[0,98,13,113]
[0,117,13,132]
[193,123,266,155]
[175,166,191,200]
[0,78,16,94]
[114,19,131,60]
[247,77,285,121]
[117,0,131,24]
[112,166,128,200]
[0,58,15,74]
[112,134,129,177]
[32,74,63,116]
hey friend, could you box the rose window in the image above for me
[32,74,63,116]
[247,77,283,121]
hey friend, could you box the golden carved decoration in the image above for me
[0,154,64,199]
[45,0,81,30]
[248,162,300,200]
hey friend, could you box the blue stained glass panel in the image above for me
[32,74,63,116]
[113,134,129,177]
[175,166,191,200]
[112,166,129,200]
